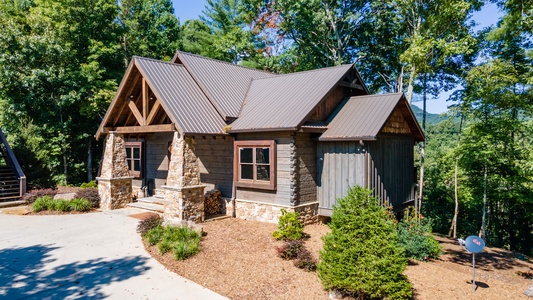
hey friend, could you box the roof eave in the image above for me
[95,58,137,140]
[228,127,298,133]
[318,136,377,142]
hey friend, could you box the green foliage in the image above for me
[80,181,97,188]
[272,209,304,241]
[74,188,100,208]
[143,225,201,260]
[32,196,55,212]
[396,210,441,261]
[53,199,72,212]
[137,214,163,237]
[69,198,92,212]
[318,186,412,300]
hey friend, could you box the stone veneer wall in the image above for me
[163,132,205,224]
[235,199,318,225]
[97,132,133,210]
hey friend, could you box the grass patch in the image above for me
[142,224,201,260]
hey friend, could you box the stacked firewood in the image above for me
[204,189,222,215]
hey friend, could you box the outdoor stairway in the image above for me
[0,165,21,201]
[127,194,166,213]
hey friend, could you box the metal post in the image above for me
[472,253,476,292]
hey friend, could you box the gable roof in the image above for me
[319,93,424,142]
[173,51,275,120]
[134,57,226,134]
[229,64,355,132]
[96,56,226,139]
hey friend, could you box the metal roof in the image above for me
[229,64,354,132]
[319,93,425,142]
[174,51,275,120]
[134,56,227,134]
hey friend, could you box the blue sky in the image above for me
[171,1,503,114]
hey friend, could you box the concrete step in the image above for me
[127,201,164,213]
[0,199,24,207]
[136,196,167,205]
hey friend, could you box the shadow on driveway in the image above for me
[0,244,150,299]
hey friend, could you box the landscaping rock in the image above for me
[525,281,533,297]
[54,193,77,201]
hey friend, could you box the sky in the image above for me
[171,1,503,114]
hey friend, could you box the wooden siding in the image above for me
[381,107,412,135]
[307,86,348,121]
[235,132,293,206]
[295,133,318,205]
[194,135,234,197]
[367,135,416,208]
[317,141,366,213]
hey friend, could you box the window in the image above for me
[125,142,142,178]
[234,140,276,190]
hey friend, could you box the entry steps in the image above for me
[127,194,166,213]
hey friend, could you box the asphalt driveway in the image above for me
[0,207,227,300]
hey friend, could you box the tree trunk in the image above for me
[480,164,488,239]
[448,159,459,238]
[87,137,93,182]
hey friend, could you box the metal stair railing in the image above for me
[0,128,26,197]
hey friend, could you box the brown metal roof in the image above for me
[229,64,354,132]
[319,93,425,142]
[174,51,275,120]
[134,56,226,134]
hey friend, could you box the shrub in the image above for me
[275,239,304,260]
[32,196,55,212]
[396,209,441,261]
[53,200,72,212]
[317,186,412,300]
[75,188,100,208]
[294,248,317,272]
[137,214,163,237]
[144,225,201,260]
[23,189,57,205]
[272,209,304,240]
[145,226,165,246]
[80,181,97,188]
[69,198,92,212]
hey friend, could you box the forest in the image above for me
[0,0,531,255]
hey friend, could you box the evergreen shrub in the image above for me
[69,198,92,212]
[272,209,304,240]
[396,209,441,261]
[143,225,201,260]
[317,186,412,299]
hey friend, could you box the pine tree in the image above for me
[317,187,412,300]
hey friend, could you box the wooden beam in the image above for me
[128,100,144,125]
[125,72,141,100]
[103,124,175,134]
[142,78,148,125]
[112,100,129,127]
[146,99,161,125]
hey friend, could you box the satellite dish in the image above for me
[465,236,485,253]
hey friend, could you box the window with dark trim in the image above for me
[125,141,142,178]
[234,140,276,190]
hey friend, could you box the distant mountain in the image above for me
[410,104,447,125]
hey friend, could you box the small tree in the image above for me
[317,187,412,299]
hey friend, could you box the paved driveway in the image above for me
[0,207,227,300]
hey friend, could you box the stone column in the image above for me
[163,132,205,224]
[96,132,133,210]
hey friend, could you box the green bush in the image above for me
[69,198,92,212]
[396,210,441,261]
[32,196,55,212]
[53,199,72,212]
[143,225,201,260]
[317,186,412,300]
[80,181,97,188]
[272,209,304,240]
